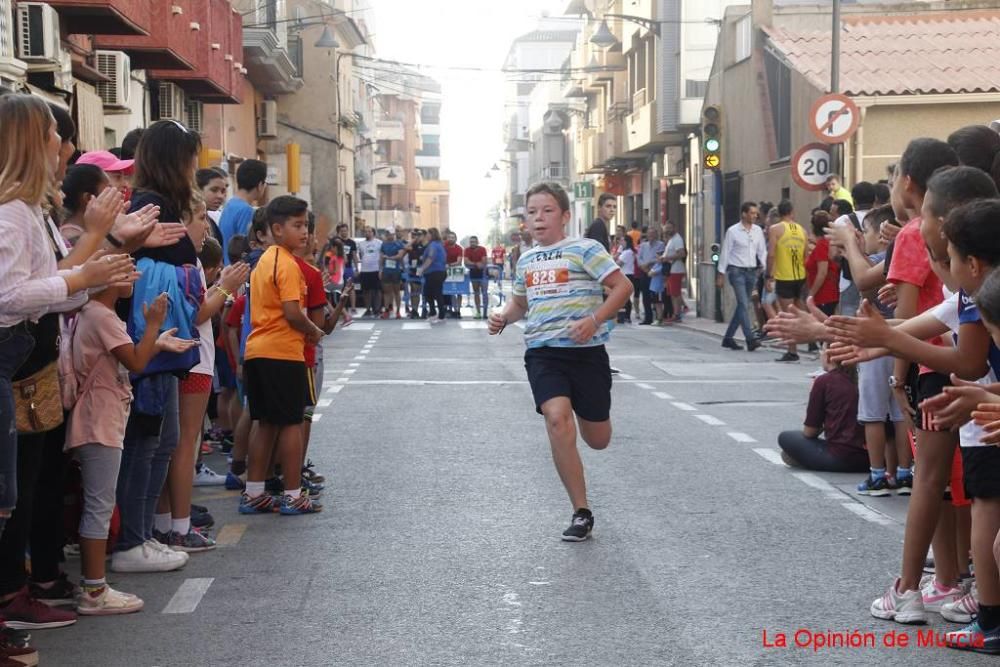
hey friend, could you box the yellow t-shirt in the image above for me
[773,222,807,282]
[245,245,307,362]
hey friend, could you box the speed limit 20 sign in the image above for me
[791,143,832,192]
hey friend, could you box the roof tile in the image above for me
[764,12,1000,95]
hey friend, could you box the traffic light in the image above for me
[710,242,721,264]
[702,105,722,170]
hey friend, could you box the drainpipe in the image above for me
[854,106,866,184]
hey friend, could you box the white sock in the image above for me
[245,481,266,498]
[285,487,301,500]
[171,517,191,535]
[153,513,171,533]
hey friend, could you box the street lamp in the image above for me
[314,25,339,48]
[589,19,619,50]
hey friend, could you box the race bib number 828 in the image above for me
[526,268,569,287]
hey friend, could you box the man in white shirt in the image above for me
[358,226,383,317]
[662,221,687,322]
[717,202,768,351]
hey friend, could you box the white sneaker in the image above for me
[941,583,979,623]
[144,538,191,563]
[870,578,927,624]
[110,542,187,573]
[193,464,226,486]
[77,586,144,616]
[921,576,963,612]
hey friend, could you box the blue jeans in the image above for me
[116,376,178,551]
[724,266,758,342]
[0,327,35,529]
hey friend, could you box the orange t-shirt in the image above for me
[245,245,307,362]
[627,229,642,249]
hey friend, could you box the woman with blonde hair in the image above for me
[0,94,132,637]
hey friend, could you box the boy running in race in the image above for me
[488,182,632,541]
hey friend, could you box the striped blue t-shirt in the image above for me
[513,237,620,348]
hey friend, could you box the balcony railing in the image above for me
[539,166,569,181]
[632,88,648,110]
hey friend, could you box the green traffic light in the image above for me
[705,138,720,152]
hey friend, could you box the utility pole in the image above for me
[830,0,842,178]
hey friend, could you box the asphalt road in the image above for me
[34,314,999,666]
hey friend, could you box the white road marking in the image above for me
[652,392,675,400]
[354,355,367,360]
[317,398,332,407]
[215,524,247,547]
[792,472,842,499]
[349,363,360,367]
[343,369,356,375]
[671,402,698,412]
[326,385,344,394]
[636,383,654,390]
[336,377,349,383]
[402,322,431,330]
[841,502,894,526]
[726,432,757,443]
[617,373,635,380]
[694,414,725,426]
[363,345,374,350]
[459,321,488,329]
[753,448,785,465]
[162,578,214,614]
[312,414,323,422]
[341,322,374,331]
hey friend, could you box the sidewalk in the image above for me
[672,312,821,361]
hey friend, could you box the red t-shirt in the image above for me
[491,246,506,265]
[445,243,463,265]
[886,217,945,372]
[886,218,943,314]
[464,246,487,268]
[805,238,841,306]
[294,256,328,369]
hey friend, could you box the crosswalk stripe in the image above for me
[163,578,214,614]
[402,322,431,330]
[215,524,247,547]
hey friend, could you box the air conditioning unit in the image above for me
[158,81,186,123]
[257,100,278,138]
[185,99,203,135]
[16,2,61,64]
[94,50,131,108]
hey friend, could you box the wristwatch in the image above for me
[888,376,903,389]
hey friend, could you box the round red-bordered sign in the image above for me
[791,143,833,192]
[809,93,860,145]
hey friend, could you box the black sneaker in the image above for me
[747,339,762,352]
[191,507,215,529]
[896,475,913,496]
[609,367,621,375]
[721,338,743,350]
[856,475,892,497]
[28,573,78,607]
[775,353,800,363]
[264,476,284,495]
[561,508,594,542]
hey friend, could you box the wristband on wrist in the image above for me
[214,285,233,300]
[591,313,599,327]
[106,232,123,248]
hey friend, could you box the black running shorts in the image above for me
[961,446,1000,499]
[524,345,612,422]
[775,279,805,300]
[245,358,309,425]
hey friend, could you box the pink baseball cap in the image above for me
[75,150,134,173]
